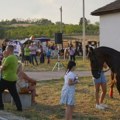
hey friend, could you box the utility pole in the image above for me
[82,0,86,61]
[60,6,63,49]
[52,6,64,71]
[60,6,62,33]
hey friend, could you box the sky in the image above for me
[0,0,115,24]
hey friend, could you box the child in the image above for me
[46,47,51,64]
[60,61,79,120]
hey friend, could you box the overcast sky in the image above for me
[0,0,115,24]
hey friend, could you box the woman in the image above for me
[93,62,108,110]
[17,62,38,103]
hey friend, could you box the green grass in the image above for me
[3,76,120,120]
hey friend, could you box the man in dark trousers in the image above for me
[0,45,22,111]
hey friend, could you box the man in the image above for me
[0,45,22,111]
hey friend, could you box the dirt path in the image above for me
[25,70,110,81]
[25,71,92,81]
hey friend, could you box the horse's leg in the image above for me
[109,72,115,98]
[115,73,120,94]
[109,81,115,98]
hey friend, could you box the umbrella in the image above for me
[35,37,50,42]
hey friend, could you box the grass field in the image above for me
[24,57,91,72]
[2,52,120,120]
[4,76,120,120]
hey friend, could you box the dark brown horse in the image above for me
[88,46,120,98]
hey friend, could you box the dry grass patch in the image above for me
[3,76,120,120]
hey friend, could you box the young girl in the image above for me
[60,61,79,120]
[46,47,51,64]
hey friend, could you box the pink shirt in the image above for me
[69,48,75,55]
[29,46,37,55]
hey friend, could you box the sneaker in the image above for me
[96,104,105,110]
[100,103,108,108]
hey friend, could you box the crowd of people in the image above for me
[0,39,98,67]
[21,42,78,65]
[1,40,79,66]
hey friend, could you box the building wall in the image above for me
[100,12,120,51]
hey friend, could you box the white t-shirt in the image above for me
[62,71,76,91]
[64,71,76,84]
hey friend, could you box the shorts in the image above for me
[93,72,106,84]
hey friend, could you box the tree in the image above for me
[0,27,5,38]
[0,18,99,39]
[79,17,88,25]
[10,19,17,24]
[36,18,54,25]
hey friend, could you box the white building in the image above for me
[91,0,120,51]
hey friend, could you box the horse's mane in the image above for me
[94,46,120,56]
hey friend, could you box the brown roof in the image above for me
[91,0,120,16]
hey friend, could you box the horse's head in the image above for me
[89,46,120,95]
[88,47,103,79]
